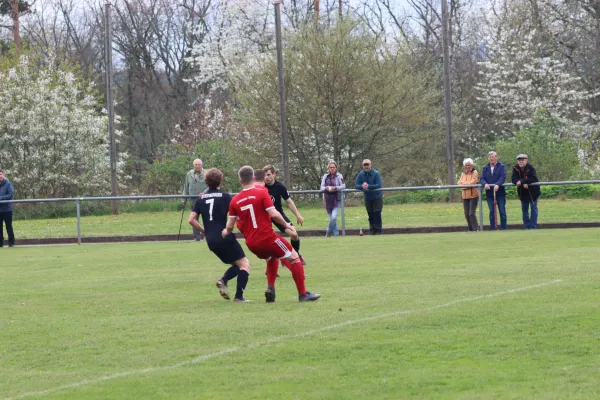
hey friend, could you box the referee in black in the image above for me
[189,168,251,302]
[262,165,306,265]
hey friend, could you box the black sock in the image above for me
[235,270,249,299]
[222,265,239,284]
[291,238,300,252]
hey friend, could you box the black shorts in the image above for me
[272,212,292,233]
[208,236,246,265]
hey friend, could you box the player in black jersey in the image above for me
[263,165,306,265]
[188,168,251,302]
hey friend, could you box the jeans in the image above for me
[486,195,507,230]
[326,207,339,236]
[462,198,478,231]
[521,198,538,229]
[0,211,15,246]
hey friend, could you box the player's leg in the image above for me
[213,240,244,300]
[265,258,279,303]
[216,265,238,300]
[282,250,321,302]
[232,257,251,302]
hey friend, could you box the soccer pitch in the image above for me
[1,230,599,399]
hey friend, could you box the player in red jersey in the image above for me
[223,166,320,303]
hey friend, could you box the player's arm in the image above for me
[268,208,294,232]
[188,211,205,235]
[284,198,304,225]
[222,216,237,239]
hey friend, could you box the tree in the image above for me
[476,30,599,139]
[0,0,31,54]
[0,52,127,198]
[494,112,580,181]
[231,19,439,187]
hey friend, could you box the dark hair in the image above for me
[238,166,254,184]
[262,164,276,174]
[254,169,265,182]
[204,168,223,189]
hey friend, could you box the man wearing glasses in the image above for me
[355,159,383,234]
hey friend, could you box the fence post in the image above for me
[478,186,484,232]
[341,190,346,236]
[76,199,82,245]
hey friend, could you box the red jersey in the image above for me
[229,186,277,244]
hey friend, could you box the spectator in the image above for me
[183,159,207,241]
[458,158,479,231]
[320,160,345,237]
[355,159,383,234]
[511,154,541,229]
[480,151,507,230]
[0,169,15,247]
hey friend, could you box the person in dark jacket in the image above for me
[511,154,541,229]
[479,151,508,230]
[355,159,383,234]
[0,169,15,247]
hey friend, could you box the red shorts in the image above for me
[247,233,293,260]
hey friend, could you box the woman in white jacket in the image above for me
[320,160,346,237]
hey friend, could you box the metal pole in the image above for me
[104,1,119,215]
[441,0,455,202]
[76,199,82,245]
[478,187,483,231]
[273,0,290,187]
[341,190,346,236]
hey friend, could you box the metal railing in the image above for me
[1,180,600,243]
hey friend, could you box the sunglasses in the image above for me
[363,163,370,166]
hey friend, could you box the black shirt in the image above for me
[265,180,290,214]
[193,189,233,244]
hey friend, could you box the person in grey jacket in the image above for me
[0,169,15,247]
[182,159,208,240]
[320,160,346,237]
[355,159,383,234]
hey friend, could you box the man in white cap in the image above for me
[511,154,541,229]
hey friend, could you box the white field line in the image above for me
[3,279,561,400]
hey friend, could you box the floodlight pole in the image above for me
[441,0,455,201]
[104,1,119,214]
[273,0,290,187]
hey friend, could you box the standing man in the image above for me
[355,159,383,234]
[224,166,320,303]
[183,159,207,241]
[0,169,15,247]
[263,165,306,264]
[480,151,507,230]
[188,168,251,302]
[512,154,541,229]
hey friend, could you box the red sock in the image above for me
[282,258,306,295]
[266,258,279,287]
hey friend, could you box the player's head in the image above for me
[204,168,223,189]
[263,165,276,185]
[254,169,266,185]
[238,166,254,185]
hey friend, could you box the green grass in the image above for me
[10,198,600,239]
[1,230,599,399]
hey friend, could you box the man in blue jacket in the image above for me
[479,151,507,230]
[0,169,15,247]
[355,159,383,234]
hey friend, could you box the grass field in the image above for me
[11,198,600,239]
[1,229,599,399]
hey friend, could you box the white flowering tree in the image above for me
[0,53,126,198]
[186,0,274,91]
[476,30,599,139]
